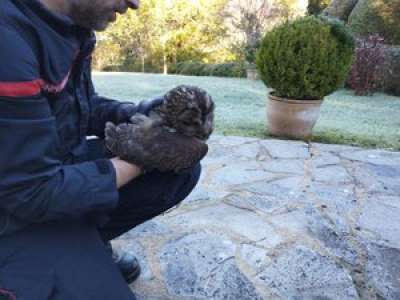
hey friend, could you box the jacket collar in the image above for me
[11,0,96,84]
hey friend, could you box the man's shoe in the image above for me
[106,243,141,284]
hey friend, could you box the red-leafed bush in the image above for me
[348,35,386,96]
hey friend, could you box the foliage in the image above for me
[170,61,246,77]
[256,16,354,100]
[348,0,400,45]
[307,0,332,16]
[383,46,400,96]
[244,40,261,64]
[348,35,386,95]
[322,0,359,21]
[223,0,303,64]
[94,0,229,73]
[93,73,400,150]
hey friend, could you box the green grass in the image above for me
[93,72,400,150]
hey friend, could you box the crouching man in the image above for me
[0,0,201,299]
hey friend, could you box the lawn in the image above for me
[93,72,400,150]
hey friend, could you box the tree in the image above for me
[96,0,228,73]
[224,0,305,64]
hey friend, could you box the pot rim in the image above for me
[269,92,323,104]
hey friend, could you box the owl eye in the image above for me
[181,120,193,126]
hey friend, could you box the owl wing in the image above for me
[105,118,208,173]
[143,129,208,173]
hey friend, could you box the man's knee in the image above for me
[171,162,202,204]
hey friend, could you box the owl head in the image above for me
[159,85,215,140]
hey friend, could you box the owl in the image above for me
[151,85,215,140]
[105,85,215,173]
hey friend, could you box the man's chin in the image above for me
[82,20,110,32]
[94,23,110,32]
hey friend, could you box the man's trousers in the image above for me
[0,139,201,300]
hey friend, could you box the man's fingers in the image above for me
[105,122,118,139]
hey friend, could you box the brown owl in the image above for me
[152,85,215,140]
[105,85,215,173]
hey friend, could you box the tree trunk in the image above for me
[163,53,168,75]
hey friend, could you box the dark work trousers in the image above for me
[0,139,201,300]
[86,138,202,241]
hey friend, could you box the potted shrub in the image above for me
[256,16,354,139]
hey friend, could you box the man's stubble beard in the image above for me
[68,1,113,31]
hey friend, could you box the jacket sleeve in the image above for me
[0,25,119,223]
[85,63,163,138]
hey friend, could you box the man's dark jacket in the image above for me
[0,0,159,234]
[0,0,156,298]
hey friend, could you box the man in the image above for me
[0,0,201,299]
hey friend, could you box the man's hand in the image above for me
[137,96,164,116]
[110,157,142,188]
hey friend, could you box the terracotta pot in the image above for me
[267,93,323,140]
[246,68,259,80]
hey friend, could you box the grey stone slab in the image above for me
[310,183,358,215]
[215,135,259,147]
[312,165,353,184]
[311,152,341,167]
[183,185,229,204]
[366,163,400,195]
[240,244,269,271]
[231,142,263,160]
[206,141,262,165]
[260,139,310,159]
[350,163,400,196]
[312,142,360,153]
[350,163,390,194]
[134,294,164,300]
[224,193,294,215]
[378,195,400,209]
[204,261,263,300]
[159,232,262,299]
[358,196,400,248]
[166,203,282,243]
[118,220,172,240]
[261,159,306,175]
[306,207,358,265]
[268,210,310,236]
[365,242,400,300]
[339,149,400,166]
[234,176,307,202]
[209,161,276,187]
[257,246,359,299]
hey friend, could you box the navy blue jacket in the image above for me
[0,0,157,236]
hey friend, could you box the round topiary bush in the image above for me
[256,16,355,100]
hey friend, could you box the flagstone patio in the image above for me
[112,135,400,300]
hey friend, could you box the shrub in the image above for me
[179,61,206,76]
[383,46,400,96]
[256,16,354,100]
[348,35,386,95]
[244,41,261,65]
[170,62,246,78]
[348,0,400,45]
[211,63,246,77]
[101,65,123,72]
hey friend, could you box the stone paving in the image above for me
[112,135,400,300]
